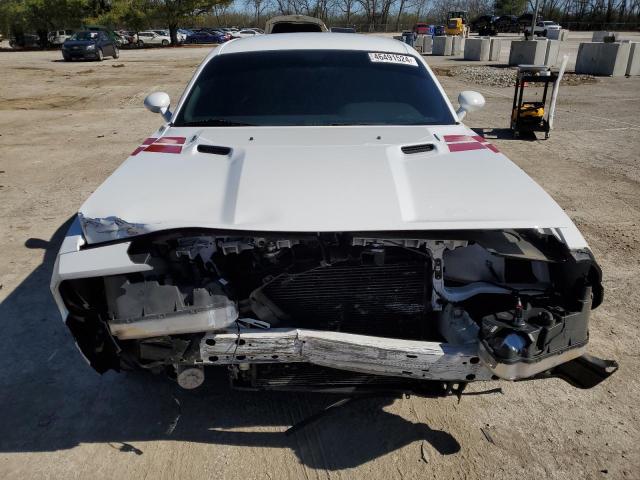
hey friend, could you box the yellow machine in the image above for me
[444,11,469,37]
[511,103,545,122]
[445,18,463,35]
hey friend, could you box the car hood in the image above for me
[79,125,575,242]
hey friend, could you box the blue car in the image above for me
[186,31,225,44]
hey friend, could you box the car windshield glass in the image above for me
[71,32,98,41]
[174,50,455,126]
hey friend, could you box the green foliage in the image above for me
[493,0,527,16]
[150,0,232,27]
[86,0,152,31]
[1,0,88,41]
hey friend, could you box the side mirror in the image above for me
[144,91,172,122]
[456,91,485,121]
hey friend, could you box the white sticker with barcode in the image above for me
[368,52,418,67]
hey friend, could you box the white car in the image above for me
[234,29,263,38]
[137,31,171,46]
[51,33,616,394]
[49,29,74,46]
[525,20,561,36]
[152,29,187,43]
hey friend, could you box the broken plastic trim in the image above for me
[78,213,150,243]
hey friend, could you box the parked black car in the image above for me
[62,31,119,61]
[9,34,40,49]
[471,15,498,36]
[185,31,226,44]
[495,15,520,33]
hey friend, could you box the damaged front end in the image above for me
[51,222,617,394]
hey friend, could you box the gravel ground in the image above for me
[433,65,598,88]
[0,46,639,480]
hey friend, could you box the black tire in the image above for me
[96,48,104,61]
[137,40,144,48]
[63,55,71,62]
[113,47,119,59]
[161,39,169,46]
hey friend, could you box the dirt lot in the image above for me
[0,40,639,480]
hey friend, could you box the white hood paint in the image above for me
[79,125,577,242]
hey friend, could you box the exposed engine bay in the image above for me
[56,228,616,393]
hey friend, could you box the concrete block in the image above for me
[452,36,465,55]
[592,31,616,42]
[561,30,569,41]
[464,37,490,60]
[509,40,547,66]
[546,29,559,40]
[626,42,640,75]
[544,39,560,66]
[489,38,502,61]
[421,35,432,53]
[432,36,453,56]
[546,29,567,40]
[575,42,631,76]
[414,35,423,53]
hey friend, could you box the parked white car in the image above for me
[525,20,561,36]
[137,31,171,46]
[152,29,187,43]
[49,29,74,46]
[51,33,616,395]
[234,29,263,38]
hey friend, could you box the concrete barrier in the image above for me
[422,35,433,53]
[575,42,632,76]
[432,36,453,55]
[546,29,559,40]
[464,37,490,60]
[544,39,560,66]
[509,40,547,66]
[414,35,424,53]
[489,38,502,61]
[626,42,640,75]
[546,29,568,41]
[592,31,617,42]
[452,36,465,55]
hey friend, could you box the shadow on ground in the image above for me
[473,127,540,141]
[0,219,460,470]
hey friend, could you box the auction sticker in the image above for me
[368,52,418,67]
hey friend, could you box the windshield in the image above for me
[70,32,98,41]
[174,50,455,127]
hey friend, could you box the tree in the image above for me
[337,0,358,24]
[494,0,528,14]
[150,0,233,45]
[0,0,89,47]
[87,0,152,35]
[245,0,271,24]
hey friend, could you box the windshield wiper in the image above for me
[180,119,255,127]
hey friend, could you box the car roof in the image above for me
[214,32,410,57]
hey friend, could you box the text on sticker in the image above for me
[368,52,418,67]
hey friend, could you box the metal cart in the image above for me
[511,65,558,139]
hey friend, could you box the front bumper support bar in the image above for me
[200,328,494,382]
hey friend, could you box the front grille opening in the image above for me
[401,144,435,155]
[261,262,433,339]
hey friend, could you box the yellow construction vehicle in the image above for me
[444,10,469,37]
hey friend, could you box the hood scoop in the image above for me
[401,143,435,155]
[197,144,232,156]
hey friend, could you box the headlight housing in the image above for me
[86,44,95,51]
[78,213,148,243]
